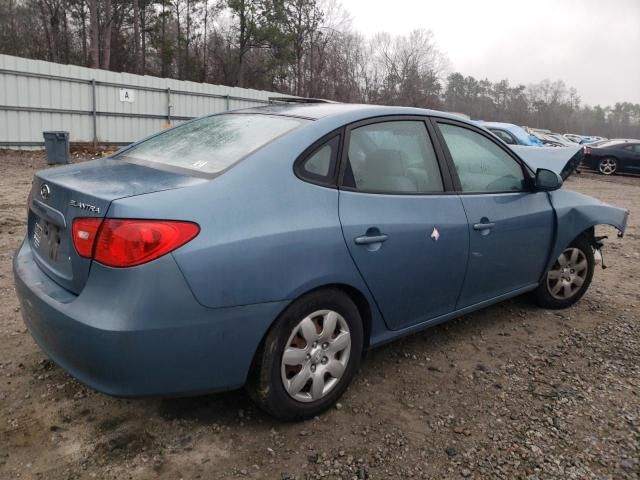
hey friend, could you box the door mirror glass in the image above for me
[535,168,562,191]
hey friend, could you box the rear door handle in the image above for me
[473,222,495,230]
[354,234,388,245]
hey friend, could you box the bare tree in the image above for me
[101,0,112,68]
[133,0,141,72]
[88,0,99,67]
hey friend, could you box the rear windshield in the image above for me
[117,114,308,174]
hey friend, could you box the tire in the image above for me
[535,235,595,309]
[598,157,617,175]
[247,288,363,421]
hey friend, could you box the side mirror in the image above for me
[535,168,563,191]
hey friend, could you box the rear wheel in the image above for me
[247,289,363,421]
[535,235,594,309]
[598,157,617,175]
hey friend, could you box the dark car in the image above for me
[582,141,640,175]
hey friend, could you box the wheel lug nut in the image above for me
[321,357,328,364]
[306,354,311,360]
[322,342,329,349]
[312,341,317,348]
[310,364,316,372]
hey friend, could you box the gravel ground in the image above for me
[1,150,638,480]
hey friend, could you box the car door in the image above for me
[338,117,469,331]
[621,144,640,171]
[433,119,555,309]
[631,145,640,170]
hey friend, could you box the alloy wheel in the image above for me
[281,309,351,403]
[546,247,589,300]
[598,158,617,175]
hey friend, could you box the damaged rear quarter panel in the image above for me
[546,188,629,272]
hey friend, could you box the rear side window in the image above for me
[343,121,444,193]
[118,114,307,174]
[438,123,525,193]
[297,135,340,184]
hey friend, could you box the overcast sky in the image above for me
[343,0,640,106]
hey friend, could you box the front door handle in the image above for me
[473,221,495,231]
[354,234,389,245]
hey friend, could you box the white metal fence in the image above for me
[0,54,281,148]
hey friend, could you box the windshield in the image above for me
[118,114,308,174]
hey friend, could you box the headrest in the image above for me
[366,149,407,176]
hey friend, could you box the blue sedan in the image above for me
[13,102,629,420]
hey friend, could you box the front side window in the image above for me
[623,144,640,153]
[118,114,307,174]
[438,123,526,193]
[343,121,443,193]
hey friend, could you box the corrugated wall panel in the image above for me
[0,54,287,148]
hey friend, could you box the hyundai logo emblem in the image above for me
[40,184,50,200]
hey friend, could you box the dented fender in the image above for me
[545,189,629,273]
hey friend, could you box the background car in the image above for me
[563,133,584,143]
[13,103,628,420]
[582,140,640,175]
[476,121,544,146]
[532,133,574,147]
[544,133,580,147]
[563,133,602,144]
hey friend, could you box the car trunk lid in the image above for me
[27,158,205,294]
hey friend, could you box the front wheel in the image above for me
[247,289,363,421]
[598,157,617,175]
[535,235,595,309]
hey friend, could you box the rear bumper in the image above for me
[13,239,286,397]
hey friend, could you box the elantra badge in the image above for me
[69,199,101,214]
[40,184,50,200]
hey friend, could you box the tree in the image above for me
[0,0,638,139]
[89,0,99,67]
[133,0,141,71]
[226,0,271,87]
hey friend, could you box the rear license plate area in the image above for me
[33,220,62,262]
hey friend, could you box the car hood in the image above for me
[510,145,583,180]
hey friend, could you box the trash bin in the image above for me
[42,131,70,165]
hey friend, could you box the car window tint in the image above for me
[438,123,525,193]
[301,136,339,178]
[118,114,307,174]
[633,145,640,153]
[345,121,443,193]
[490,129,516,145]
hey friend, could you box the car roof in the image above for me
[598,140,638,148]
[235,103,468,122]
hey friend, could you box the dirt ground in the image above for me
[1,150,638,480]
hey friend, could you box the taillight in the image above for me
[583,146,591,155]
[72,218,103,257]
[72,218,199,267]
